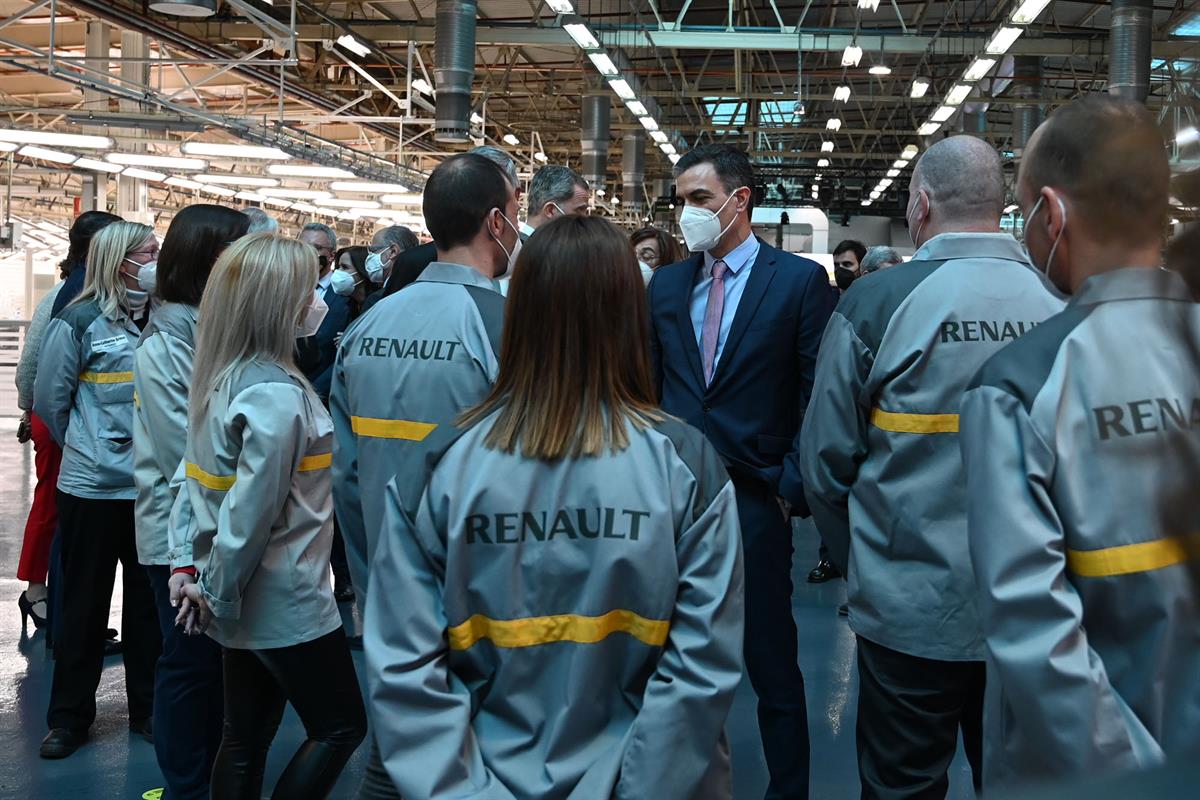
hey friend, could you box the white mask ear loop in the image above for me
[1045,196,1067,282]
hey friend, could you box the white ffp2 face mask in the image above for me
[1023,194,1070,299]
[124,258,158,294]
[365,248,392,285]
[492,212,523,279]
[296,289,329,338]
[679,189,743,253]
[330,269,359,297]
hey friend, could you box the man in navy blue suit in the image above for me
[298,221,352,401]
[648,145,835,800]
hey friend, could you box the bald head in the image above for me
[910,136,1005,228]
[1019,96,1168,247]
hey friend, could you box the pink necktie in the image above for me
[701,259,728,385]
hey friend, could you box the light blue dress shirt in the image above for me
[690,232,761,371]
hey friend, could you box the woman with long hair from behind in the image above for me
[33,220,163,759]
[172,233,365,799]
[364,215,745,799]
[132,203,250,799]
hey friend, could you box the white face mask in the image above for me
[125,258,158,294]
[1023,194,1070,298]
[330,269,359,297]
[906,193,927,249]
[679,189,743,253]
[296,289,329,338]
[365,247,393,285]
[492,211,523,279]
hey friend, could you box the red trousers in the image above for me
[17,412,61,583]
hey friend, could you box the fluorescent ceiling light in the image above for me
[814,174,822,182]
[1003,204,1019,214]
[609,79,636,101]
[267,164,357,179]
[596,188,606,197]
[986,26,1023,55]
[546,0,574,12]
[106,153,206,170]
[910,77,931,98]
[181,142,290,160]
[291,202,320,213]
[0,129,111,149]
[826,118,842,131]
[1178,127,1200,146]
[260,197,293,209]
[878,178,894,189]
[650,130,669,143]
[893,159,907,169]
[235,191,267,202]
[668,153,680,164]
[336,34,371,57]
[260,188,333,199]
[945,84,973,106]
[199,184,236,197]
[588,52,618,76]
[626,100,649,117]
[869,65,892,76]
[887,169,900,178]
[833,85,851,102]
[964,58,997,82]
[0,142,15,152]
[612,196,620,206]
[901,144,920,159]
[74,157,122,173]
[821,141,835,153]
[165,176,205,191]
[660,142,677,155]
[381,194,422,205]
[862,200,872,206]
[918,122,941,136]
[1010,0,1052,25]
[639,116,659,132]
[930,105,956,123]
[411,78,435,97]
[322,198,382,209]
[564,23,600,49]
[857,0,880,10]
[329,181,412,193]
[870,190,881,199]
[121,167,168,181]
[534,151,548,163]
[19,145,76,164]
[815,159,829,168]
[842,44,862,67]
[197,174,278,187]
[502,133,521,146]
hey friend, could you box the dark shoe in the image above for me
[18,591,47,630]
[334,580,355,604]
[837,603,849,617]
[807,560,841,583]
[40,728,88,759]
[129,717,153,743]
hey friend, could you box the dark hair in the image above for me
[424,153,511,251]
[673,144,757,211]
[157,205,251,305]
[378,225,418,252]
[459,215,662,459]
[336,245,370,284]
[1022,95,1168,246]
[528,165,589,216]
[630,226,684,268]
[60,210,121,277]
[833,240,867,262]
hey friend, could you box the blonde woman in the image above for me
[33,220,163,759]
[170,233,365,799]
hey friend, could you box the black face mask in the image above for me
[835,266,858,291]
[318,254,329,270]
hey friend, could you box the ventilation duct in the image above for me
[1011,56,1043,154]
[434,0,477,143]
[961,109,987,138]
[581,93,611,193]
[1109,0,1152,102]
[622,130,645,212]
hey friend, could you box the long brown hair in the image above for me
[459,215,662,459]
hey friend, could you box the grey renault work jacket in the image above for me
[962,267,1200,788]
[172,361,341,650]
[331,262,504,598]
[365,411,744,800]
[133,302,197,565]
[34,299,142,499]
[799,233,1063,660]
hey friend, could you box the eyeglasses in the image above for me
[635,247,658,259]
[368,244,391,254]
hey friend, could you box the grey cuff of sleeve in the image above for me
[199,582,240,620]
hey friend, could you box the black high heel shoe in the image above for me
[19,591,47,630]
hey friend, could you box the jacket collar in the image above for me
[914,232,1029,264]
[1071,267,1193,307]
[417,262,500,292]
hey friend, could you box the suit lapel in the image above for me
[708,242,777,391]
[673,254,706,390]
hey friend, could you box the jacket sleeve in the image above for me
[33,317,82,448]
[16,288,59,410]
[797,310,874,574]
[779,264,838,515]
[135,333,192,502]
[961,384,1161,778]
[330,345,368,593]
[167,460,197,569]
[364,477,518,800]
[616,478,744,800]
[198,383,305,620]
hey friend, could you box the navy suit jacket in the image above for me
[307,284,352,400]
[648,239,835,514]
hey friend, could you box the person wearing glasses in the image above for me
[631,226,684,285]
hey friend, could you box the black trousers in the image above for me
[47,491,160,731]
[855,636,984,800]
[736,480,810,800]
[212,627,367,800]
